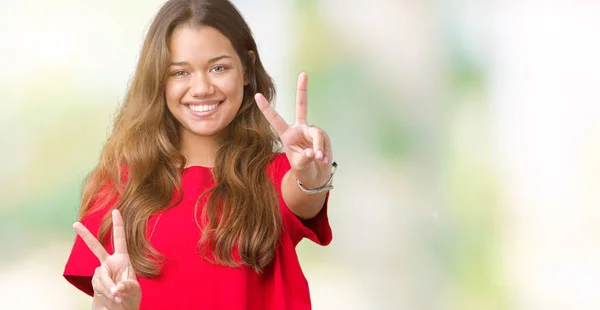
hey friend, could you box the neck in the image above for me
[179,128,225,168]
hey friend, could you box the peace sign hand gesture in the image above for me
[73,210,141,310]
[255,73,333,188]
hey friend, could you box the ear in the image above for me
[244,50,256,86]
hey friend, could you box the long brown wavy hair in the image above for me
[79,0,282,276]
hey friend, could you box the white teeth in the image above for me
[189,103,218,112]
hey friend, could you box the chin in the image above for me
[184,123,228,138]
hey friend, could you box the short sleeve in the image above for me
[268,153,333,247]
[63,195,116,296]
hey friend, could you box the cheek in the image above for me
[218,75,245,102]
[165,81,187,105]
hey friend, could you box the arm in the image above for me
[255,73,334,220]
[73,210,141,310]
[282,169,328,219]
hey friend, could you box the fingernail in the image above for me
[324,157,328,164]
[110,286,117,295]
[317,151,323,159]
[115,296,122,303]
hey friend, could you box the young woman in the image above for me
[63,0,335,309]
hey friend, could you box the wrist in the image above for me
[292,169,326,189]
[293,162,337,194]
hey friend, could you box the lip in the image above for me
[183,100,222,106]
[184,100,223,117]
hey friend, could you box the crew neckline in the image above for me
[183,165,213,171]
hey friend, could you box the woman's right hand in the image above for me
[73,209,142,310]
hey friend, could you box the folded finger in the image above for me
[308,126,326,162]
[322,130,332,165]
[96,266,120,302]
[92,267,114,299]
[116,279,141,296]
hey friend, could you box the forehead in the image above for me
[169,25,238,60]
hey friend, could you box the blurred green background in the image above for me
[1,0,600,309]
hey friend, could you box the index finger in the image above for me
[295,72,308,125]
[112,209,128,255]
[255,93,289,136]
[73,222,109,262]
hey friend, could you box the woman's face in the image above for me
[165,25,247,139]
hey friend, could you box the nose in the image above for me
[189,73,215,98]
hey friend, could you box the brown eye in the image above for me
[210,65,227,73]
[171,71,188,77]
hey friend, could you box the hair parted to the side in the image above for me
[79,0,282,276]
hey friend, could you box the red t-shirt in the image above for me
[63,153,332,310]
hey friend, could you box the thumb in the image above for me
[115,266,139,294]
[115,279,140,296]
[294,148,315,170]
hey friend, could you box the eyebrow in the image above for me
[170,55,232,66]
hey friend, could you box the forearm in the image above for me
[281,170,327,219]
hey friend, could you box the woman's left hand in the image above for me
[255,72,333,189]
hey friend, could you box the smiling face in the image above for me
[165,25,248,141]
